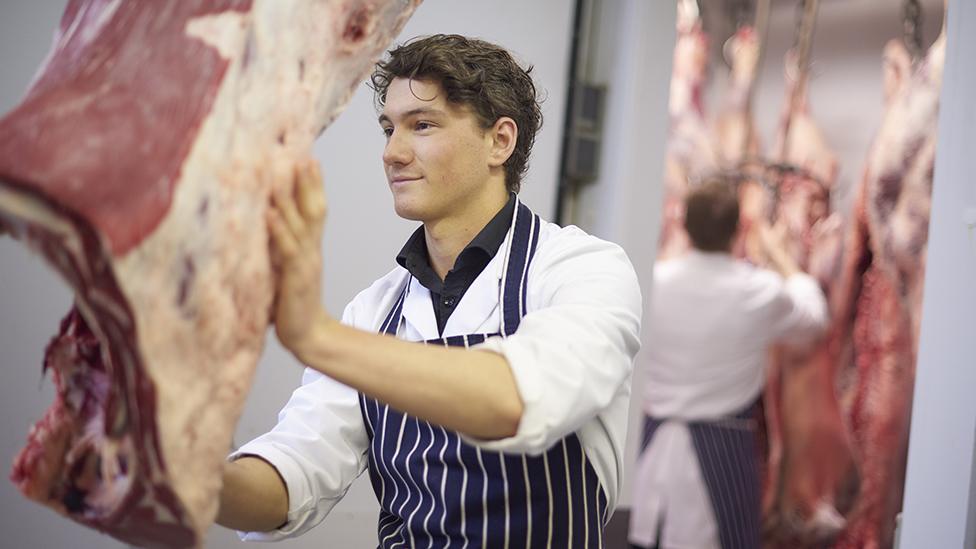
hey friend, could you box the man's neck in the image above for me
[424,188,509,281]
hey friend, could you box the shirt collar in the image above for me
[395,193,516,287]
[687,248,734,261]
[463,192,516,259]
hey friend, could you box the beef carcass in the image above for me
[713,25,762,170]
[757,52,858,546]
[0,1,419,546]
[657,1,720,260]
[712,24,765,261]
[826,33,946,549]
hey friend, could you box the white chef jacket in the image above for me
[630,250,827,548]
[234,218,643,541]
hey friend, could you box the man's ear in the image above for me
[487,117,518,168]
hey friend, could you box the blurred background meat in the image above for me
[657,1,719,261]
[650,1,946,547]
[829,29,945,549]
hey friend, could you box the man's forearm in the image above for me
[768,247,800,278]
[216,456,289,533]
[292,314,523,440]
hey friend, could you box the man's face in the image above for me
[379,78,496,223]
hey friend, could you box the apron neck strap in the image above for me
[381,197,541,338]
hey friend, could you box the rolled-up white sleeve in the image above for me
[769,272,829,345]
[230,306,369,541]
[468,229,642,454]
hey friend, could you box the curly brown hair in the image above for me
[369,34,543,194]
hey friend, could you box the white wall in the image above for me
[0,1,573,547]
[0,3,118,547]
[899,0,976,547]
[569,0,676,508]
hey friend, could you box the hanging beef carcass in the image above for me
[711,24,765,261]
[766,50,840,267]
[714,25,762,170]
[758,50,859,546]
[825,32,946,549]
[0,1,420,547]
[657,1,720,260]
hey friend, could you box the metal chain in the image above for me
[783,0,810,84]
[792,0,805,52]
[903,0,923,60]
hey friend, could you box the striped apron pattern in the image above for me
[640,404,761,549]
[359,201,609,548]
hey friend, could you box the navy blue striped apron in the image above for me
[639,404,761,549]
[358,201,609,548]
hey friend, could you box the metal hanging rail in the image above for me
[777,0,820,163]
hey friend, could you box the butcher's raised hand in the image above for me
[754,220,800,278]
[267,160,329,357]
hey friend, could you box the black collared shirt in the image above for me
[396,194,516,336]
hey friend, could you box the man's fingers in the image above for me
[268,158,327,251]
[267,208,300,260]
[771,219,788,238]
[296,161,327,226]
[273,180,305,238]
[755,222,771,246]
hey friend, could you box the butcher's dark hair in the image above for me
[370,34,543,194]
[684,176,740,252]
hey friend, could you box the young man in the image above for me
[217,34,642,547]
[628,178,827,549]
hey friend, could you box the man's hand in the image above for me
[267,159,331,357]
[753,220,800,278]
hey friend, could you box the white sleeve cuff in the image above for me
[460,337,554,454]
[784,272,821,297]
[779,272,829,343]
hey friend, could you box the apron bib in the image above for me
[359,202,609,548]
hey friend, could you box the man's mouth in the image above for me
[390,176,421,186]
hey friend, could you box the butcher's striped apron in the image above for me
[359,201,609,548]
[640,403,761,549]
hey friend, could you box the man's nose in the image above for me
[383,131,412,166]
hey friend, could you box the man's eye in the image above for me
[382,127,393,137]
[416,121,432,131]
